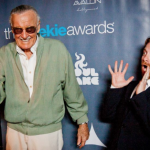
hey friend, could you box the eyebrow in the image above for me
[143,48,147,52]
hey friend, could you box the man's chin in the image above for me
[18,44,32,51]
[20,46,31,51]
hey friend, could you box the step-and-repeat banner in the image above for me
[0,0,150,149]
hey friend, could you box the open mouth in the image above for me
[144,65,147,69]
[142,65,147,71]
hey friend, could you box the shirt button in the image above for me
[29,71,31,74]
[30,86,32,88]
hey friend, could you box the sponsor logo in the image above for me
[4,21,114,39]
[75,52,99,85]
[39,21,114,37]
[85,123,106,147]
[74,0,101,13]
[74,0,101,5]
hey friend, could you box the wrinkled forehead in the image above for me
[11,10,38,27]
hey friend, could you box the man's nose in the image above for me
[143,54,149,62]
[21,29,28,39]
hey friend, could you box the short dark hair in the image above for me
[145,38,150,47]
[9,5,40,25]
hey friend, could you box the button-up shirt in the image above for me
[16,36,38,98]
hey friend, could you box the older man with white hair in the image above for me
[0,5,89,150]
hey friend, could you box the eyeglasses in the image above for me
[12,26,37,35]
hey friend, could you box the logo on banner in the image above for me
[75,52,99,85]
[73,0,102,13]
[85,123,106,147]
[4,21,115,39]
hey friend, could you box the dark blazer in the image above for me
[102,81,150,150]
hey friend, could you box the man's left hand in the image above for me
[77,123,89,149]
[136,66,149,94]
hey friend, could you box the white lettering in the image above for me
[98,21,106,34]
[107,22,115,33]
[85,25,93,35]
[74,25,86,35]
[91,77,99,85]
[76,77,83,85]
[91,68,98,76]
[83,77,91,85]
[67,26,75,36]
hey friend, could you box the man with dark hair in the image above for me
[102,38,150,149]
[0,5,89,150]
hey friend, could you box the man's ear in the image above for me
[37,21,40,33]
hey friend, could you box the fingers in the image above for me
[77,135,81,146]
[119,60,123,72]
[77,135,86,149]
[77,124,89,148]
[146,67,150,79]
[108,65,113,75]
[122,63,129,74]
[126,76,134,84]
[142,66,149,81]
[79,139,86,149]
[114,61,118,73]
[108,60,119,74]
[77,134,87,149]
[108,60,128,74]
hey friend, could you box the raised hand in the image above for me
[136,66,149,95]
[108,60,134,88]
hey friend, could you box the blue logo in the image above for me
[39,24,67,37]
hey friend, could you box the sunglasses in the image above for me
[12,26,37,35]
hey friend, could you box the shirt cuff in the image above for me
[110,85,117,88]
[77,114,88,125]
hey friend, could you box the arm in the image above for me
[130,66,150,133]
[0,60,6,104]
[63,51,89,148]
[102,60,134,121]
[102,86,126,122]
[131,87,150,134]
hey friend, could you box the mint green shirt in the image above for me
[0,34,88,135]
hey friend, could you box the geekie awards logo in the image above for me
[75,52,99,85]
[4,20,114,39]
[4,0,114,39]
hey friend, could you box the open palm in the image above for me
[108,60,134,88]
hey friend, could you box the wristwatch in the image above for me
[79,122,88,125]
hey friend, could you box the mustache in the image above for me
[141,62,149,66]
[19,36,31,41]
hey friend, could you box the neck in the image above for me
[24,49,33,59]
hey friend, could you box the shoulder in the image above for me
[39,35,66,49]
[39,35,69,56]
[0,42,16,56]
[44,37,64,46]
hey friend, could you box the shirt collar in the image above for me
[146,79,150,87]
[16,35,39,55]
[130,79,150,98]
